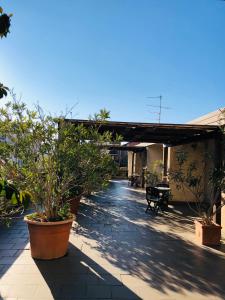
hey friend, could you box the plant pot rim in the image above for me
[194,219,222,228]
[24,215,74,226]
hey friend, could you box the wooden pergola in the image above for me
[65,119,220,146]
[66,118,221,172]
[66,118,223,223]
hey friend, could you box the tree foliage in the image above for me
[0,6,12,38]
[0,83,9,99]
[169,147,225,225]
[0,6,12,99]
[0,94,119,221]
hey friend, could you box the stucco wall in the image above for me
[127,151,133,177]
[169,140,215,202]
[127,150,146,176]
[146,144,163,174]
[222,193,225,238]
[128,144,163,180]
[188,108,224,236]
[134,152,144,175]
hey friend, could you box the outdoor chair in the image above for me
[145,186,169,214]
[156,182,169,188]
[128,175,140,187]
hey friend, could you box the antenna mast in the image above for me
[146,95,170,123]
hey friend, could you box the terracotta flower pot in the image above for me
[194,219,222,246]
[69,195,81,215]
[24,216,73,260]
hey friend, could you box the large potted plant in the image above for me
[0,98,119,258]
[169,148,225,246]
[0,99,79,259]
[59,109,119,203]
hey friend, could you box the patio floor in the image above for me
[0,180,225,300]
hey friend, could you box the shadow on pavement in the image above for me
[35,242,141,299]
[76,180,225,298]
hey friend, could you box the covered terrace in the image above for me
[0,120,224,300]
[66,119,222,185]
[67,119,223,220]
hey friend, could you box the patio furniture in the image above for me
[128,174,141,187]
[156,182,169,188]
[145,186,170,214]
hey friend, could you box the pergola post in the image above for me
[163,145,168,182]
[214,137,223,225]
[131,151,135,176]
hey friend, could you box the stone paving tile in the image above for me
[10,242,30,251]
[0,250,18,257]
[111,286,140,300]
[0,258,17,265]
[0,180,225,300]
[0,284,38,298]
[0,273,46,285]
[33,283,61,299]
[86,285,111,299]
[59,283,87,299]
[0,265,9,275]
[0,264,36,275]
[98,274,123,286]
[0,244,15,250]
[0,284,10,298]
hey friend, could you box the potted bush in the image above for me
[59,109,120,199]
[0,98,120,259]
[144,160,164,187]
[65,185,83,215]
[169,148,225,246]
[0,99,78,259]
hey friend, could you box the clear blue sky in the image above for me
[1,0,225,123]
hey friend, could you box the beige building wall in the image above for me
[222,193,225,238]
[127,151,133,177]
[127,150,146,176]
[186,108,225,237]
[169,140,215,202]
[146,144,163,173]
[127,144,163,180]
[134,152,145,175]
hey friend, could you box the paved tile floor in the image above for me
[0,180,225,300]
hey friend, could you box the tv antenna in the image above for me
[146,95,171,123]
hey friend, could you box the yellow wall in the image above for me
[146,144,163,175]
[222,193,225,238]
[169,139,215,202]
[128,144,163,181]
[127,150,146,176]
[127,151,133,177]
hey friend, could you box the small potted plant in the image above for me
[144,160,164,187]
[169,149,225,246]
[65,185,83,215]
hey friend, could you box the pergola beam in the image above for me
[66,119,220,146]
